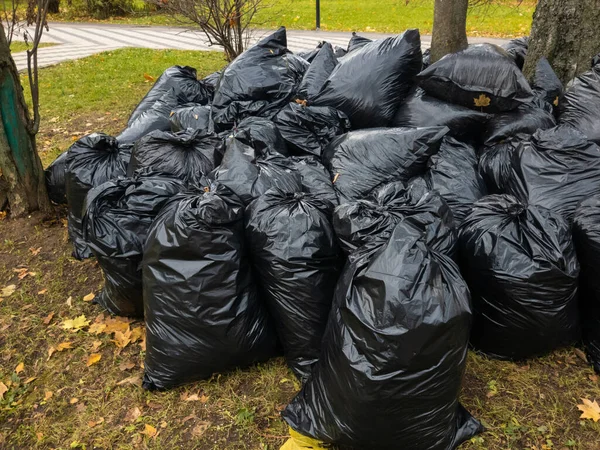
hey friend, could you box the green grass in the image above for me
[10,42,56,53]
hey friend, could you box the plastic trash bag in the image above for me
[227,116,289,157]
[128,66,212,126]
[297,43,323,63]
[558,65,600,144]
[478,138,522,194]
[128,129,223,187]
[418,44,534,112]
[505,126,600,222]
[333,45,347,58]
[66,133,128,260]
[572,196,600,372]
[202,70,221,93]
[246,189,343,380]
[347,32,372,53]
[211,27,307,131]
[322,126,448,203]
[593,54,600,68]
[312,29,422,129]
[392,88,491,141]
[287,156,339,207]
[283,190,482,449]
[274,103,351,157]
[45,151,68,204]
[297,42,338,101]
[142,183,278,390]
[422,48,431,69]
[170,103,211,133]
[501,36,529,69]
[459,194,580,360]
[83,173,184,317]
[532,57,563,109]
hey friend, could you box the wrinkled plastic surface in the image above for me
[392,88,491,140]
[246,189,342,380]
[170,103,211,132]
[274,104,351,157]
[297,42,338,101]
[288,157,338,207]
[347,32,372,53]
[202,70,221,93]
[142,184,278,390]
[128,129,223,187]
[418,44,534,112]
[593,54,600,68]
[558,65,600,144]
[45,151,68,204]
[573,196,600,372]
[128,66,211,126]
[323,126,448,203]
[478,138,521,194]
[227,116,288,157]
[501,36,529,69]
[422,48,431,69]
[313,30,422,129]
[333,45,347,58]
[459,194,580,360]
[296,43,322,63]
[83,173,184,317]
[66,133,127,260]
[211,27,307,131]
[505,127,600,221]
[532,57,563,108]
[284,188,482,449]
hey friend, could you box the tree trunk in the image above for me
[48,0,60,14]
[430,0,469,63]
[0,25,50,217]
[523,0,600,86]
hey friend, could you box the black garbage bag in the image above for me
[274,103,351,157]
[83,173,185,317]
[458,194,580,360]
[505,126,600,221]
[142,183,278,390]
[392,88,491,141]
[246,189,343,381]
[211,27,307,131]
[501,36,529,69]
[227,116,289,157]
[482,98,556,146]
[558,65,600,144]
[297,42,338,101]
[297,42,323,63]
[347,32,372,53]
[418,44,534,113]
[212,137,301,205]
[415,137,487,224]
[287,156,339,207]
[45,151,68,204]
[128,129,223,187]
[532,57,563,109]
[422,48,431,69]
[283,193,482,449]
[170,103,212,132]
[573,196,600,372]
[478,137,522,194]
[202,70,221,93]
[593,54,600,68]
[66,133,128,260]
[128,66,212,126]
[333,45,347,58]
[323,126,448,203]
[312,29,422,129]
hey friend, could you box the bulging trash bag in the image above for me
[347,32,372,53]
[459,194,580,360]
[202,70,221,93]
[128,129,223,187]
[297,42,338,102]
[392,88,491,141]
[558,65,600,144]
[66,133,128,260]
[415,137,487,224]
[287,157,339,207]
[246,189,343,380]
[323,126,448,203]
[296,42,323,63]
[45,151,68,204]
[422,48,431,69]
[333,46,347,58]
[418,44,534,112]
[532,57,563,109]
[573,196,600,372]
[227,116,289,157]
[478,137,522,194]
[274,103,351,157]
[482,98,556,146]
[142,183,279,390]
[501,36,529,69]
[505,126,600,222]
[211,27,307,131]
[312,29,422,129]
[83,173,185,317]
[128,66,212,126]
[283,196,482,449]
[170,103,211,133]
[593,54,600,68]
[212,137,301,205]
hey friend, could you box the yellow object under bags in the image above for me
[280,428,328,449]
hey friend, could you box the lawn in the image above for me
[1,48,600,449]
[10,42,56,53]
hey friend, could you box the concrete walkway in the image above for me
[11,22,511,71]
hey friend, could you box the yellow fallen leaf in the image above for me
[0,285,17,298]
[36,432,43,441]
[184,393,200,401]
[142,424,157,438]
[130,327,143,343]
[143,73,156,82]
[578,398,600,422]
[15,362,24,374]
[37,289,48,295]
[83,292,95,302]
[62,315,90,332]
[70,397,79,404]
[103,317,131,334]
[42,312,54,325]
[113,329,132,349]
[199,394,209,403]
[44,391,53,401]
[24,377,37,384]
[57,342,73,351]
[86,353,102,367]
[0,381,8,400]
[553,96,559,107]
[192,421,211,437]
[474,93,491,108]
[125,406,142,422]
[66,296,72,308]
[116,375,141,386]
[47,346,56,359]
[88,323,107,335]
[29,247,42,255]
[88,417,104,428]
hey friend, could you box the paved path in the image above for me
[11,22,511,71]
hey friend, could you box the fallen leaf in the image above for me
[15,362,24,374]
[86,353,102,367]
[143,73,156,82]
[119,361,135,371]
[83,293,95,302]
[37,289,48,295]
[62,315,90,332]
[181,414,196,424]
[103,317,131,334]
[29,247,42,255]
[14,268,28,279]
[142,424,157,438]
[116,375,141,386]
[332,173,340,184]
[57,342,73,351]
[91,340,102,352]
[191,421,211,437]
[36,432,43,441]
[70,397,79,404]
[44,391,53,401]
[590,374,599,383]
[76,403,86,413]
[474,93,491,108]
[42,312,54,324]
[578,398,600,422]
[0,285,17,298]
[125,406,142,422]
[160,421,167,428]
[66,296,72,308]
[574,348,588,363]
[88,417,104,428]
[0,382,7,400]
[88,323,107,334]
[184,393,200,402]
[112,329,132,349]
[130,327,143,343]
[199,394,209,403]
[23,377,37,384]
[47,347,56,359]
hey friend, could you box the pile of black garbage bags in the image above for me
[44,26,600,449]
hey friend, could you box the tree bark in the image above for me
[48,0,60,14]
[523,0,600,86]
[430,0,469,63]
[0,25,50,217]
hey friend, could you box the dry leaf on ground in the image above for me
[44,391,53,401]
[142,424,157,438]
[86,353,101,367]
[0,285,17,298]
[0,382,8,400]
[57,342,73,351]
[119,361,135,371]
[62,315,90,332]
[88,417,104,428]
[116,375,141,387]
[42,312,54,325]
[83,293,95,302]
[15,363,24,374]
[191,421,211,437]
[578,398,600,422]
[125,406,142,423]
